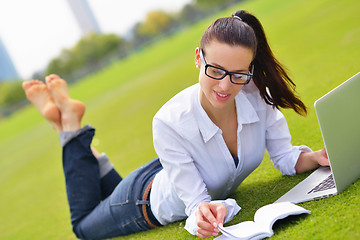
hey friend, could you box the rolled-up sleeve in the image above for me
[265,106,312,175]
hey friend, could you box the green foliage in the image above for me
[136,10,175,37]
[178,4,204,24]
[0,0,359,239]
[0,81,25,107]
[194,0,242,9]
[46,33,126,80]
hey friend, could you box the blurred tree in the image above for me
[46,33,126,80]
[131,22,150,47]
[32,70,45,81]
[136,10,175,38]
[194,0,241,9]
[0,81,25,107]
[178,3,205,24]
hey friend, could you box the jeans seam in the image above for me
[120,215,146,228]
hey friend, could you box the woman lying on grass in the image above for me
[22,10,329,239]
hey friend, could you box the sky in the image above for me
[0,0,192,79]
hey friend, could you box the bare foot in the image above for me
[22,80,62,132]
[45,74,85,131]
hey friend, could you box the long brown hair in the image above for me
[200,10,307,115]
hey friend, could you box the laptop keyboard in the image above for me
[307,174,335,194]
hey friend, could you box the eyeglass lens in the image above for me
[205,66,251,84]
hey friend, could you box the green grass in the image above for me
[0,0,359,239]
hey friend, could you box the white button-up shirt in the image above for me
[150,82,310,234]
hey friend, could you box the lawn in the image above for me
[0,0,359,239]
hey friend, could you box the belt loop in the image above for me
[136,200,150,206]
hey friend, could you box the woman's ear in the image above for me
[195,47,201,68]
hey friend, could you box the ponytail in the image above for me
[233,10,307,115]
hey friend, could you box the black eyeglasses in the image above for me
[199,49,254,85]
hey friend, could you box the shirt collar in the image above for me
[195,88,260,143]
[236,90,260,126]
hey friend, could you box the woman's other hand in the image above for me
[296,147,329,173]
[316,147,329,166]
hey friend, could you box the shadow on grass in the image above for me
[227,171,312,224]
[271,214,310,234]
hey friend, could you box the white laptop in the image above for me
[275,72,360,204]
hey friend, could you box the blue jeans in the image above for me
[62,127,162,239]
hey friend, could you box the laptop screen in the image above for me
[314,72,360,192]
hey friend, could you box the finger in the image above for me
[196,212,218,234]
[319,148,330,166]
[323,147,328,158]
[197,220,217,232]
[213,204,227,225]
[196,224,220,238]
[198,203,217,226]
[197,231,219,238]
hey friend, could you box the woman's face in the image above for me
[195,40,254,114]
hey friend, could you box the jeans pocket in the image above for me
[109,168,139,206]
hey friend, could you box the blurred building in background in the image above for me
[66,0,101,35]
[0,36,19,81]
